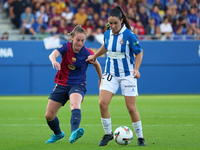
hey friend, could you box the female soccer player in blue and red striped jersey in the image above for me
[45,25,102,144]
[86,6,146,146]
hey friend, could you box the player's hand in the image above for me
[86,55,95,63]
[52,61,61,70]
[133,70,140,79]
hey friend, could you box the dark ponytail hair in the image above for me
[105,5,131,31]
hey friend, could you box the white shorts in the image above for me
[100,73,138,96]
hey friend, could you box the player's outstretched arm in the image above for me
[49,49,61,70]
[133,52,143,79]
[86,45,107,61]
[92,60,102,88]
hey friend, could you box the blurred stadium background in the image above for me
[0,1,200,149]
[0,0,200,95]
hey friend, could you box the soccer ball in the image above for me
[114,126,133,145]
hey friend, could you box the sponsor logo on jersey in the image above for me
[119,39,124,45]
[68,65,76,70]
[72,57,76,62]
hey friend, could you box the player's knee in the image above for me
[127,106,137,114]
[45,112,55,121]
[99,100,109,110]
[70,103,80,110]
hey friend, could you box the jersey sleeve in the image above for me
[56,42,69,55]
[129,33,142,55]
[103,30,110,51]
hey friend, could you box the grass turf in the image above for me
[0,95,200,150]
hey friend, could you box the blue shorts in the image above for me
[49,84,87,106]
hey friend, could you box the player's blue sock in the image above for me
[70,109,81,133]
[47,116,61,135]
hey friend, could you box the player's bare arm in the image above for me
[49,49,61,70]
[93,60,102,88]
[86,45,107,61]
[133,52,143,79]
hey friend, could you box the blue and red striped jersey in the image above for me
[54,42,94,86]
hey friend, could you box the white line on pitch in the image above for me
[0,115,199,121]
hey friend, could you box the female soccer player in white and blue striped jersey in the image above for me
[86,5,146,146]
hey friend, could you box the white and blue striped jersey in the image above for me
[104,24,142,77]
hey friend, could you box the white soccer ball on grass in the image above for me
[113,126,133,145]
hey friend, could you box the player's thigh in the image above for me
[99,90,114,107]
[124,96,137,110]
[69,84,86,110]
[69,93,83,110]
[45,99,62,120]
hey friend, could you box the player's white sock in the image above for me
[101,117,112,134]
[132,121,143,138]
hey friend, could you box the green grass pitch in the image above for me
[0,95,200,150]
